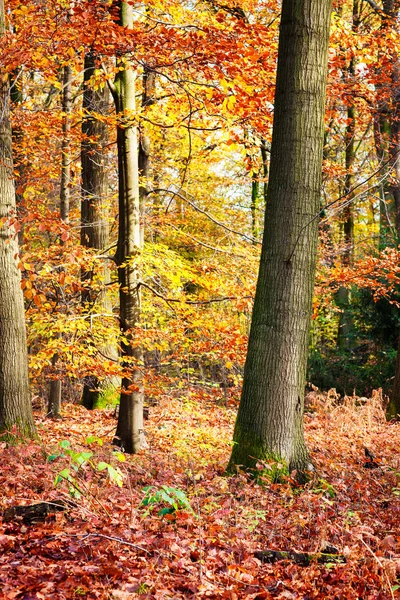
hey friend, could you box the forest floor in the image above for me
[1,387,400,599]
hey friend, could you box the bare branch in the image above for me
[361,0,385,13]
[151,186,261,245]
[139,281,252,306]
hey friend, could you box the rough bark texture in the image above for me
[113,0,145,453]
[0,0,36,439]
[375,0,400,418]
[374,0,400,249]
[227,0,332,476]
[48,64,72,418]
[138,66,155,246]
[81,51,118,410]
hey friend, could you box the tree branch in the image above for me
[138,281,252,306]
[151,186,261,245]
[361,0,385,13]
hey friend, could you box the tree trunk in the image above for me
[337,2,358,351]
[48,64,72,418]
[112,0,145,453]
[227,0,332,478]
[139,66,155,244]
[81,51,119,410]
[10,69,26,248]
[385,66,400,418]
[0,0,36,439]
[372,0,400,418]
[374,0,399,248]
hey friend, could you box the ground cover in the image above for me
[1,388,400,599]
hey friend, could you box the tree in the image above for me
[47,62,72,419]
[81,51,119,410]
[0,0,36,439]
[336,0,359,351]
[227,0,333,477]
[375,0,400,418]
[112,0,145,453]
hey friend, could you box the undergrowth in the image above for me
[1,387,400,599]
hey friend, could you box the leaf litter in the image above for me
[1,387,400,599]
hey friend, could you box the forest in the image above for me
[1,0,400,597]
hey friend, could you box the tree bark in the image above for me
[373,0,400,418]
[112,0,145,453]
[0,0,36,439]
[227,0,332,478]
[48,64,72,418]
[81,51,119,410]
[337,2,358,351]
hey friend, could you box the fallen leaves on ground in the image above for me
[1,387,400,599]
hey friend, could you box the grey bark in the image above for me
[0,0,36,439]
[112,0,145,453]
[371,0,400,418]
[81,51,118,410]
[337,2,358,351]
[48,64,72,418]
[227,0,332,477]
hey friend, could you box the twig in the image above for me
[138,281,252,306]
[150,187,260,244]
[85,533,151,554]
[48,532,151,554]
[286,149,400,264]
[358,536,395,600]
[361,0,385,13]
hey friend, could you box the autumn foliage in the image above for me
[2,391,400,598]
[1,0,400,596]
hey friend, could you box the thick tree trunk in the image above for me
[113,0,145,453]
[81,51,118,410]
[48,64,72,418]
[0,0,36,439]
[227,0,332,477]
[10,70,26,248]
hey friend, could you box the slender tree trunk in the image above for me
[139,66,155,243]
[227,0,332,478]
[374,0,399,248]
[337,2,358,351]
[385,67,400,418]
[250,172,259,242]
[112,0,145,453]
[370,0,400,418]
[81,51,118,409]
[48,64,72,418]
[0,0,36,439]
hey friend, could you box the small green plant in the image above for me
[312,478,336,499]
[140,485,193,516]
[137,583,151,595]
[254,457,289,484]
[245,508,267,532]
[50,438,125,499]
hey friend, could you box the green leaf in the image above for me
[59,440,71,449]
[107,465,124,487]
[97,462,108,471]
[59,468,71,478]
[47,453,61,462]
[112,451,126,462]
[158,507,175,516]
[86,436,103,446]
